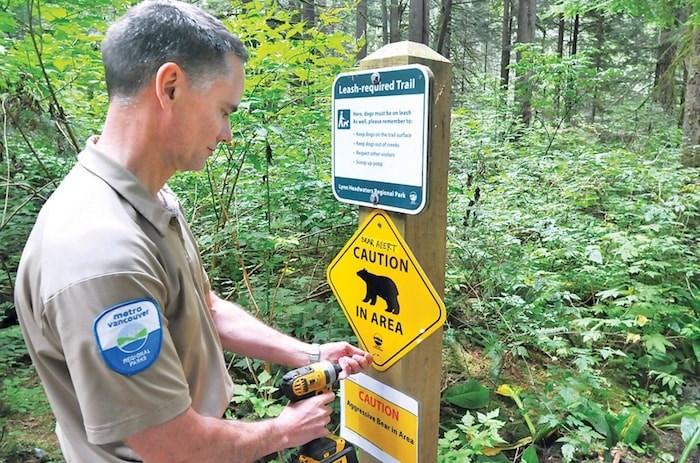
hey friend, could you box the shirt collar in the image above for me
[78,137,175,236]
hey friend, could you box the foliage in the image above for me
[167,0,360,347]
[442,379,490,409]
[0,0,699,461]
[0,0,123,326]
[1,0,359,459]
[229,368,284,419]
[1,376,51,417]
[655,406,700,463]
[0,326,27,371]
[438,410,508,463]
[0,331,58,461]
[442,92,699,460]
[679,414,700,463]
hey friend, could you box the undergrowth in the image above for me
[0,1,698,462]
[440,100,699,462]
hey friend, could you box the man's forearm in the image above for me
[127,407,291,463]
[207,292,314,367]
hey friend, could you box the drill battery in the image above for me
[298,434,358,463]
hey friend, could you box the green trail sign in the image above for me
[331,65,431,215]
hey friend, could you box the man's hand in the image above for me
[319,342,373,379]
[276,391,335,448]
[126,392,338,463]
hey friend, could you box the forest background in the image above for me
[0,0,698,461]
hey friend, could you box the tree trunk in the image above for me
[564,13,579,120]
[321,0,331,30]
[679,60,687,127]
[570,14,579,55]
[356,0,368,61]
[556,16,564,58]
[461,35,468,92]
[515,0,536,126]
[554,15,565,114]
[682,25,700,167]
[390,0,401,42]
[443,25,452,60]
[381,0,389,45]
[591,12,605,123]
[500,0,512,92]
[655,27,677,116]
[409,0,429,45]
[436,0,453,57]
[301,0,315,28]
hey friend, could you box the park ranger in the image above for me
[13,1,372,462]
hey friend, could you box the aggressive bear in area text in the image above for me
[356,268,400,314]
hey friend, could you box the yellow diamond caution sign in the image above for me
[327,210,446,371]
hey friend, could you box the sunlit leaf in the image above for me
[496,384,517,399]
[612,408,648,444]
[587,247,603,264]
[681,415,700,444]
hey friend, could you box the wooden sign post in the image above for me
[355,42,452,463]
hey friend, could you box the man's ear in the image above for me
[154,62,182,108]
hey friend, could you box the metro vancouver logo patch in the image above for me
[93,298,162,375]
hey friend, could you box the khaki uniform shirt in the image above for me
[14,139,233,462]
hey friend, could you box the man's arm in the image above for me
[126,391,335,463]
[126,292,373,462]
[206,291,372,374]
[206,290,314,366]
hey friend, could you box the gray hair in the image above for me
[101,0,248,100]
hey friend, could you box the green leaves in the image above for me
[608,408,649,444]
[443,380,490,409]
[0,1,697,461]
[446,76,698,459]
[438,410,508,461]
[521,445,539,463]
[230,370,284,419]
[643,333,675,354]
[680,415,700,463]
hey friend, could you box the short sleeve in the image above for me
[43,271,192,445]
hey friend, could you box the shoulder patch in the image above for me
[93,298,163,376]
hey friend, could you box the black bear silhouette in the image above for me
[356,268,400,315]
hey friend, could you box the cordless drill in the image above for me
[281,361,358,463]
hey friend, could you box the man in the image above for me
[13,1,371,462]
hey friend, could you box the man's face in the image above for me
[169,55,245,172]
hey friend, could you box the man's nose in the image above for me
[218,121,232,144]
